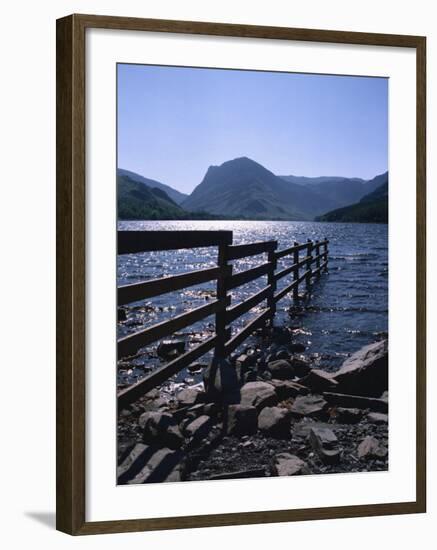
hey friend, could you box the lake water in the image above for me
[117,220,388,385]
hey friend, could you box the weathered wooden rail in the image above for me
[117,230,328,409]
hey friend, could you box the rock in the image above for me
[139,411,184,449]
[273,453,308,476]
[269,379,309,400]
[117,444,183,484]
[267,359,295,380]
[203,402,220,417]
[335,407,363,424]
[203,357,240,404]
[300,369,339,392]
[176,387,205,407]
[276,348,290,360]
[236,353,256,368]
[367,412,389,424]
[157,338,186,359]
[357,436,388,459]
[117,307,127,322]
[332,340,388,397]
[289,355,312,377]
[290,395,328,418]
[309,427,341,465]
[240,381,278,411]
[323,392,388,413]
[258,406,292,438]
[183,415,212,440]
[128,447,183,484]
[227,404,258,436]
[187,362,206,374]
[289,343,306,353]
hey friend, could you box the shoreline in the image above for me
[117,328,388,484]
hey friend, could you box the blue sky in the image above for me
[117,64,388,194]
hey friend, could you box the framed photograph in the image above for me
[56,14,426,535]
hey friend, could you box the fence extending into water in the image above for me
[117,230,329,409]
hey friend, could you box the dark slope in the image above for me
[117,168,188,205]
[316,176,388,224]
[117,174,187,219]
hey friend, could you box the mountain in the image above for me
[279,173,385,210]
[315,176,388,223]
[117,168,188,205]
[117,174,188,219]
[182,157,341,220]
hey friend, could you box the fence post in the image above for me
[315,240,321,279]
[323,239,329,272]
[267,242,278,325]
[293,241,299,304]
[306,239,313,291]
[215,235,232,358]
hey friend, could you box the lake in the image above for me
[117,220,388,385]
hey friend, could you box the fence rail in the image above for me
[117,230,328,409]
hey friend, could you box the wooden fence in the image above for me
[117,230,328,409]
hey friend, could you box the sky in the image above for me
[117,64,388,194]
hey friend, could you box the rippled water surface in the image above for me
[117,220,387,384]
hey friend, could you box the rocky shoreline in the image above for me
[117,329,388,484]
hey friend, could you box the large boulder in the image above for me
[357,436,388,460]
[332,340,388,397]
[300,369,339,392]
[323,392,388,413]
[268,379,309,400]
[273,453,308,476]
[139,411,184,449]
[290,395,328,418]
[267,359,295,380]
[240,381,278,412]
[258,406,292,438]
[309,427,341,465]
[176,387,205,408]
[182,415,213,440]
[227,404,258,436]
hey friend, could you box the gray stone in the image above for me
[323,392,388,413]
[273,453,308,476]
[309,427,341,465]
[157,338,186,359]
[290,395,328,418]
[240,381,278,411]
[300,369,339,392]
[267,359,295,380]
[176,387,205,407]
[367,412,389,424]
[227,404,258,436]
[357,436,388,459]
[183,415,212,440]
[332,340,388,397]
[269,379,309,400]
[335,407,363,424]
[289,355,312,377]
[127,447,183,484]
[258,406,292,438]
[139,411,184,449]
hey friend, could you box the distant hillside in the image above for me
[279,173,385,210]
[118,174,187,219]
[182,157,341,220]
[316,177,388,224]
[117,168,188,205]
